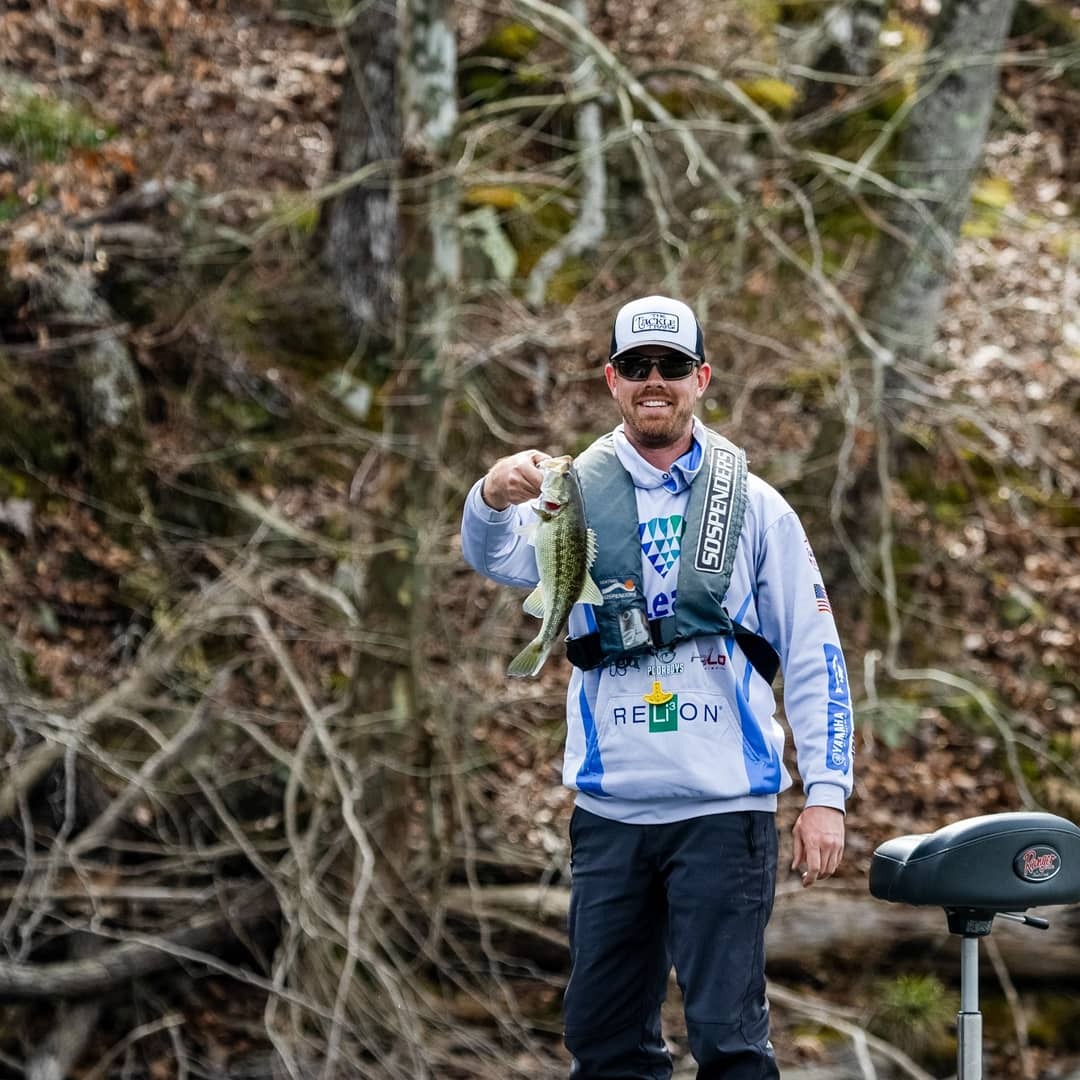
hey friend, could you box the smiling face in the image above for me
[604,345,711,459]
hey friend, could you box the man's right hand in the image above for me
[480,450,551,510]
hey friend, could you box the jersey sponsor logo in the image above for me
[632,312,679,334]
[648,649,684,678]
[693,646,727,669]
[648,659,685,678]
[639,515,684,579]
[647,589,677,620]
[607,656,642,678]
[824,644,851,773]
[643,680,678,732]
[694,447,736,574]
[610,697,726,728]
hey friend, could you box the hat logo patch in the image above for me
[632,312,679,334]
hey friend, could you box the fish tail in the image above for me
[507,637,551,679]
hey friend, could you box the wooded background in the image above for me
[0,0,1078,1076]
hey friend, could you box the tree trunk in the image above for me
[787,2,1018,605]
[384,0,461,869]
[397,0,460,369]
[791,0,889,116]
[862,0,1020,378]
[31,264,147,513]
[325,0,461,891]
[325,0,400,344]
[523,0,607,309]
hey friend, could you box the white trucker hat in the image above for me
[609,295,705,362]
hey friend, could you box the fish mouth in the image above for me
[541,455,573,474]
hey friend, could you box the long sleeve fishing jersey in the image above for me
[461,418,854,825]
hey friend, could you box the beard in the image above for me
[617,394,696,449]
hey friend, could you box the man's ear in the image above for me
[604,363,618,395]
[696,362,712,395]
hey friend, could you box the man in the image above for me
[460,295,853,1079]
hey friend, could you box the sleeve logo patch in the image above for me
[825,644,849,703]
[824,644,851,773]
[827,702,851,770]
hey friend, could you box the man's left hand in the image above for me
[791,806,845,888]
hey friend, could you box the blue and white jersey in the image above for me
[461,417,854,825]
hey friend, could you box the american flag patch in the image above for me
[814,584,832,613]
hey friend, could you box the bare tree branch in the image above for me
[0,888,275,999]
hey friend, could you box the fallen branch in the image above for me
[443,882,1080,981]
[0,887,275,1000]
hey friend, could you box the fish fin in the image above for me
[585,528,598,570]
[522,585,546,619]
[577,573,604,607]
[507,638,550,678]
[513,516,539,544]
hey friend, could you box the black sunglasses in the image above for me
[612,352,699,381]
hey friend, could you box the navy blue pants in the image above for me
[564,808,780,1080]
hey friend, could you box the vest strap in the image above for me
[564,633,605,670]
[565,623,780,685]
[731,626,780,685]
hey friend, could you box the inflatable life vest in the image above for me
[565,430,780,683]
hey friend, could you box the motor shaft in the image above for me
[958,936,982,1080]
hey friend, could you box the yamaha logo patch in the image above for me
[694,447,737,573]
[1014,845,1061,883]
[632,312,679,334]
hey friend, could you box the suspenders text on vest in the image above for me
[565,430,781,684]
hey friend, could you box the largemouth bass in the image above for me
[507,455,603,678]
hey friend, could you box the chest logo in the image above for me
[643,680,678,733]
[640,515,684,578]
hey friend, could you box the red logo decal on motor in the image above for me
[1014,845,1061,882]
